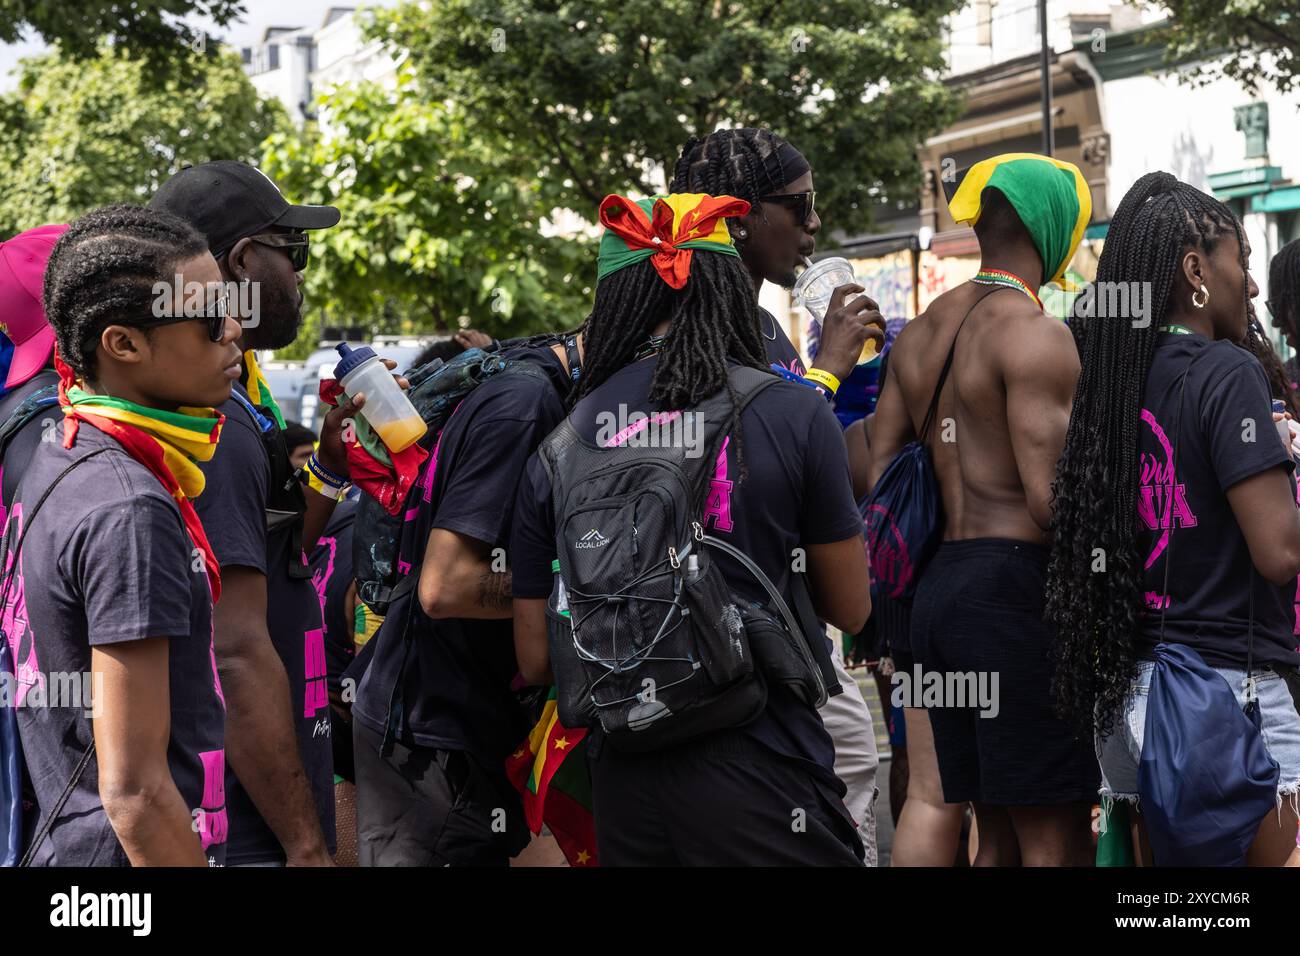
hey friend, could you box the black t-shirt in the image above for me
[510,355,862,786]
[309,498,356,692]
[1136,333,1300,669]
[195,384,334,864]
[5,426,227,866]
[0,368,60,521]
[762,308,807,375]
[352,347,570,763]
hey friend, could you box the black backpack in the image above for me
[537,365,838,752]
[353,337,576,616]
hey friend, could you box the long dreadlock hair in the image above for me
[1243,315,1297,415]
[669,128,795,210]
[43,203,208,382]
[577,252,767,470]
[1269,237,1300,383]
[1046,171,1251,737]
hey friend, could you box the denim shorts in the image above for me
[1096,661,1300,805]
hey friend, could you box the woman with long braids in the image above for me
[510,192,873,865]
[1048,172,1300,865]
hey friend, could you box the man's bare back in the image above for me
[870,283,1080,545]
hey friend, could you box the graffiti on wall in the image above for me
[849,250,916,322]
[918,252,979,313]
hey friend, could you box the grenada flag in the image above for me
[506,688,598,867]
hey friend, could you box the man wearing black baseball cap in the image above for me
[151,161,357,866]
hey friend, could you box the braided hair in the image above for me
[44,204,209,382]
[1046,171,1249,737]
[670,128,794,209]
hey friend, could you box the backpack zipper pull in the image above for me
[668,546,679,569]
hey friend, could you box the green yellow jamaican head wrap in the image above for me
[946,153,1091,288]
[597,193,751,289]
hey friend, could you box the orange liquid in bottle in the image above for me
[372,415,428,453]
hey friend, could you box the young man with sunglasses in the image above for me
[150,162,357,866]
[670,130,886,863]
[4,204,239,866]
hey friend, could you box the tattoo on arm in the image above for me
[477,570,513,610]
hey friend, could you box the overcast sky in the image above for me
[0,0,400,91]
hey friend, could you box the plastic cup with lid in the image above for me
[792,256,878,364]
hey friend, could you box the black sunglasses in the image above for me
[762,190,816,226]
[139,291,230,343]
[249,231,311,271]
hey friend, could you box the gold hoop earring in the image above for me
[1192,286,1209,309]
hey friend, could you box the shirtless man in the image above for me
[868,155,1099,866]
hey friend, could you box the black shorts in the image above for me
[910,538,1099,806]
[876,593,914,657]
[588,730,864,866]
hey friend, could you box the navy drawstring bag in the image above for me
[1136,352,1279,866]
[1139,642,1279,866]
[864,289,994,603]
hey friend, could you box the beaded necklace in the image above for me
[970,268,1043,310]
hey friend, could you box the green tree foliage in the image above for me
[261,69,594,357]
[0,1,244,80]
[369,0,963,233]
[0,44,286,236]
[1152,1,1300,93]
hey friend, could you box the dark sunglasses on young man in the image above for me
[762,190,816,226]
[139,291,231,343]
[248,231,311,272]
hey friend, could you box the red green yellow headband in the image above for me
[597,193,751,289]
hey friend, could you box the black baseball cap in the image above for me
[149,160,340,259]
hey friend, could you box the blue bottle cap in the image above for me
[334,341,378,381]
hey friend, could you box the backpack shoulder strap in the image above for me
[0,386,59,455]
[919,287,999,442]
[0,446,114,867]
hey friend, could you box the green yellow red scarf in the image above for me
[596,192,750,288]
[56,351,225,601]
[947,153,1091,289]
[241,349,287,430]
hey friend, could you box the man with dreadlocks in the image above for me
[671,127,886,862]
[3,204,240,865]
[871,154,1098,866]
[1268,238,1300,389]
[510,191,871,865]
[1049,171,1300,866]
